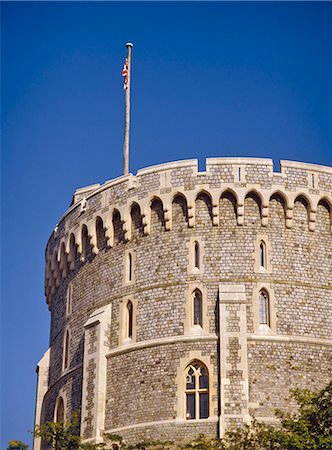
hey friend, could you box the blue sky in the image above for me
[1,1,331,447]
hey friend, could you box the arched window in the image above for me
[81,225,89,261]
[193,290,203,327]
[127,300,133,339]
[63,329,71,370]
[259,290,270,326]
[194,241,200,270]
[55,396,64,423]
[128,252,132,282]
[66,283,72,316]
[185,361,209,420]
[259,241,266,269]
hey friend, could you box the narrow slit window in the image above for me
[193,290,203,327]
[185,361,209,420]
[259,291,270,326]
[194,241,200,269]
[238,167,241,182]
[312,174,315,189]
[259,241,266,269]
[63,329,70,370]
[66,283,72,316]
[127,300,133,339]
[128,253,132,282]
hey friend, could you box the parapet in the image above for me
[45,157,332,305]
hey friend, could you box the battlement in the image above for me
[39,157,332,447]
[70,157,332,208]
[45,157,332,304]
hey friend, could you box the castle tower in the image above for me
[34,157,332,448]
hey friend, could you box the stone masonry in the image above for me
[34,157,332,449]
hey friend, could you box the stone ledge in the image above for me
[104,416,219,434]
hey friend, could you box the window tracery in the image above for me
[185,361,209,420]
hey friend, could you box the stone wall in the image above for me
[36,158,332,447]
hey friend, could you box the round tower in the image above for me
[34,157,332,448]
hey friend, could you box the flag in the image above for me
[122,58,128,90]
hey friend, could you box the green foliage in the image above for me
[260,380,332,450]
[7,440,29,450]
[34,410,105,450]
[180,433,225,449]
[33,382,332,450]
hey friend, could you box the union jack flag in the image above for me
[122,58,128,90]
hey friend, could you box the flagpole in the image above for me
[123,42,133,175]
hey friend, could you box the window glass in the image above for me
[193,291,202,326]
[185,361,209,420]
[259,291,269,325]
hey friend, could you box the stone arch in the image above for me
[269,190,289,211]
[96,216,107,251]
[172,193,189,231]
[176,350,217,421]
[244,191,262,228]
[130,202,144,239]
[58,241,67,279]
[219,190,237,226]
[112,208,124,245]
[293,195,310,231]
[195,191,213,227]
[269,192,287,229]
[150,196,165,233]
[54,396,65,422]
[67,233,78,270]
[51,249,60,287]
[316,198,332,234]
[81,224,91,261]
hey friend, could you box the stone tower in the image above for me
[34,157,332,449]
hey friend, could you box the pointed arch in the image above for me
[96,216,106,251]
[130,202,144,239]
[150,197,165,233]
[184,360,209,420]
[259,240,267,269]
[62,328,71,371]
[126,300,133,339]
[81,224,89,261]
[269,192,287,228]
[68,233,77,270]
[58,241,67,278]
[219,190,237,226]
[258,289,270,326]
[112,209,124,244]
[244,191,262,227]
[195,191,213,227]
[316,198,332,234]
[193,289,203,327]
[54,396,65,423]
[293,195,310,230]
[172,193,189,230]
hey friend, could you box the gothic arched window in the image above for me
[127,300,133,339]
[55,396,64,423]
[128,252,133,282]
[63,329,71,371]
[185,361,209,420]
[194,241,200,270]
[193,290,203,327]
[259,241,266,269]
[259,290,270,326]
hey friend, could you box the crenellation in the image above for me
[36,157,332,449]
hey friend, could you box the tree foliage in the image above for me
[7,441,29,450]
[33,381,332,450]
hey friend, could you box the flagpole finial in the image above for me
[126,42,133,48]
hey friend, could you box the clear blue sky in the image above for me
[1,1,331,447]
